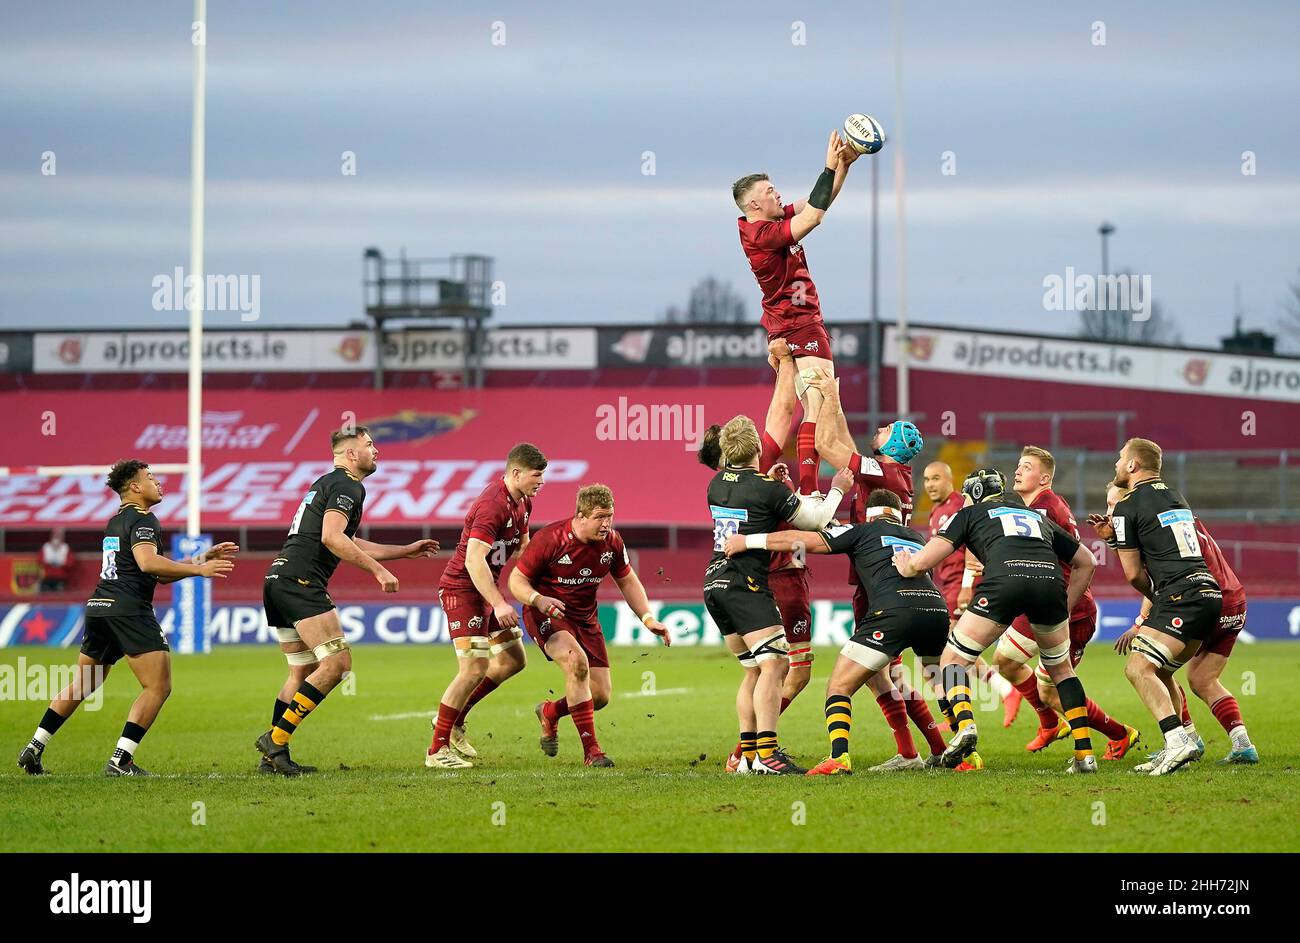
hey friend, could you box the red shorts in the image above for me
[1201,596,1246,658]
[769,320,833,361]
[522,607,610,669]
[437,586,501,640]
[770,566,811,648]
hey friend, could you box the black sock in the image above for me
[273,698,290,729]
[111,721,149,766]
[1158,714,1182,736]
[39,708,68,738]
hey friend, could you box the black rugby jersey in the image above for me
[268,467,366,586]
[85,504,164,616]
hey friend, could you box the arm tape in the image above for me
[808,167,835,210]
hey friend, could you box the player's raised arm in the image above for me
[465,538,519,628]
[806,371,855,468]
[723,528,833,559]
[132,542,233,583]
[322,509,398,592]
[789,131,858,242]
[612,569,671,646]
[786,465,854,529]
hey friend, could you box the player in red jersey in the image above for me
[1104,483,1258,766]
[805,371,968,770]
[508,484,670,767]
[426,443,546,769]
[734,130,861,496]
[924,462,967,625]
[993,447,1141,758]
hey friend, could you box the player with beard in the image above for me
[992,446,1141,759]
[704,415,851,774]
[510,484,670,767]
[895,468,1101,773]
[427,443,547,769]
[1093,439,1223,776]
[16,460,236,777]
[733,130,861,496]
[257,426,437,775]
[1097,481,1257,768]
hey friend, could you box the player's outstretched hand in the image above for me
[646,617,672,646]
[198,558,234,579]
[206,541,240,561]
[837,136,861,166]
[375,567,399,593]
[535,595,566,619]
[1114,625,1139,655]
[891,549,916,577]
[824,129,844,169]
[723,533,747,558]
[493,599,520,629]
[831,465,855,495]
[767,462,790,484]
[404,539,440,558]
[1086,513,1115,541]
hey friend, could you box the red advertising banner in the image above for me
[1,387,770,529]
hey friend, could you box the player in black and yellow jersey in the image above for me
[704,414,851,775]
[256,425,438,775]
[893,468,1100,773]
[1093,437,1223,776]
[725,489,949,775]
[16,460,238,777]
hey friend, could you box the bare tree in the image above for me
[1078,269,1181,345]
[662,276,746,324]
[1277,267,1300,352]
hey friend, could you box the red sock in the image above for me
[876,692,918,760]
[1210,695,1243,733]
[779,696,792,715]
[903,693,947,755]
[542,697,571,724]
[569,699,601,756]
[429,702,459,754]
[1015,676,1058,729]
[760,431,784,473]
[797,422,819,494]
[455,677,499,726]
[1085,699,1127,740]
[1177,683,1193,726]
[730,741,743,760]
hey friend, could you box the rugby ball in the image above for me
[843,113,886,155]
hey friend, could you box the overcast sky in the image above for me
[2,1,1298,349]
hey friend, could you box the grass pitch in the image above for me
[1,643,1295,852]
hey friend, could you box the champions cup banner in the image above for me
[885,325,1300,404]
[597,324,870,368]
[31,328,596,373]
[2,599,1299,648]
[2,386,765,528]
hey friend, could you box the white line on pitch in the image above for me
[369,710,437,721]
[620,687,691,698]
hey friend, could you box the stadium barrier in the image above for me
[3,598,1298,649]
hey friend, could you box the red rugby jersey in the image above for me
[1026,488,1095,621]
[1193,517,1245,607]
[737,203,823,335]
[514,519,632,625]
[438,479,532,594]
[929,488,967,592]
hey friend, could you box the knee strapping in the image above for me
[286,649,318,666]
[457,637,492,659]
[1133,634,1182,672]
[311,636,350,661]
[751,631,789,664]
[1038,637,1071,667]
[948,627,985,660]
